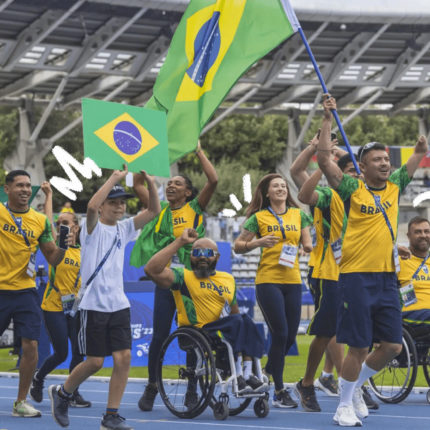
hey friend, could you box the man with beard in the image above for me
[399,217,430,327]
[144,228,267,403]
[317,95,428,427]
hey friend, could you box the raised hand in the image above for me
[180,228,199,245]
[41,181,52,195]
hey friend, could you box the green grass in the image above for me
[1,335,429,386]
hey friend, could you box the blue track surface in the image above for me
[0,374,429,430]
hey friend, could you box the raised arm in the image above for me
[298,169,322,206]
[406,135,428,178]
[133,172,149,208]
[133,171,161,230]
[316,96,344,190]
[39,241,66,266]
[290,135,318,189]
[144,228,198,288]
[41,181,56,240]
[86,165,128,234]
[196,140,218,210]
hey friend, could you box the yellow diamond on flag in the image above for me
[94,112,160,163]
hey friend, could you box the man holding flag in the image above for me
[317,95,428,426]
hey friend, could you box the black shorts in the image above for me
[77,308,131,357]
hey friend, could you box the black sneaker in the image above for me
[69,389,91,408]
[30,375,44,403]
[100,414,133,430]
[272,388,298,408]
[314,374,339,396]
[137,383,158,411]
[362,386,379,410]
[184,390,199,409]
[48,385,70,428]
[246,375,268,393]
[236,375,252,394]
[294,380,321,412]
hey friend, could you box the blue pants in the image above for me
[147,286,176,383]
[37,311,84,380]
[256,283,302,391]
[204,313,264,358]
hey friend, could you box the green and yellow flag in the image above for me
[148,0,299,163]
[82,98,170,176]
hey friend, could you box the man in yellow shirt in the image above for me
[144,228,267,405]
[317,95,428,426]
[0,170,68,418]
[399,216,430,326]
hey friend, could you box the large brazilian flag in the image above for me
[148,0,299,163]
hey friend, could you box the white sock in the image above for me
[338,377,357,406]
[235,356,243,377]
[356,362,378,388]
[243,360,253,380]
[322,371,333,378]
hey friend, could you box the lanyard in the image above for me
[85,225,119,287]
[365,186,395,242]
[3,203,31,248]
[412,254,430,279]
[267,206,287,239]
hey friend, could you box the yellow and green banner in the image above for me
[82,98,170,176]
[148,0,298,163]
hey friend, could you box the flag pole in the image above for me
[296,27,361,174]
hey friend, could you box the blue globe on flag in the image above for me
[113,121,142,155]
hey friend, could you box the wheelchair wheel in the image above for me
[254,398,269,418]
[156,327,216,418]
[422,348,430,387]
[369,328,418,403]
[213,401,229,420]
[209,389,252,416]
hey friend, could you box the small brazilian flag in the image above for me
[81,98,170,176]
[148,0,299,163]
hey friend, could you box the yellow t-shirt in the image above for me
[398,254,430,312]
[41,246,81,312]
[171,268,237,328]
[0,204,53,291]
[312,187,346,281]
[336,165,410,273]
[170,199,203,238]
[244,207,312,284]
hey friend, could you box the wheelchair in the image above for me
[369,323,430,404]
[156,325,270,420]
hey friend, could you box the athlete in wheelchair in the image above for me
[144,228,270,420]
[369,216,430,403]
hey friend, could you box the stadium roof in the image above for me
[2,0,430,179]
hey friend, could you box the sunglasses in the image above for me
[359,142,381,161]
[191,248,219,258]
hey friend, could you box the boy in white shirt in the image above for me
[49,166,160,430]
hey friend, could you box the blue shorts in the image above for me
[307,279,338,337]
[336,272,402,348]
[0,289,42,341]
[307,267,318,299]
[203,313,264,358]
[402,309,430,325]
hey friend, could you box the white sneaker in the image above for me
[352,387,369,419]
[333,404,362,427]
[12,400,42,417]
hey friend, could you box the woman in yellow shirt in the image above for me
[234,173,312,408]
[30,183,90,408]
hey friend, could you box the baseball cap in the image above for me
[106,185,133,200]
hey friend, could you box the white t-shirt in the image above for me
[79,217,135,312]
